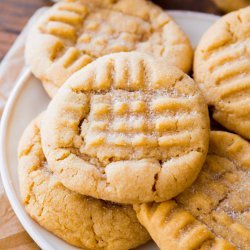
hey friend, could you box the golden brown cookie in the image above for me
[41,52,210,204]
[135,131,250,249]
[25,0,193,97]
[194,7,250,139]
[18,114,150,250]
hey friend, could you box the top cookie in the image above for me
[41,52,209,204]
[135,131,250,249]
[25,0,193,97]
[194,7,250,139]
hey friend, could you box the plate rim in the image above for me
[0,68,55,250]
[0,10,220,250]
[167,10,219,22]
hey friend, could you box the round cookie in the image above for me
[41,52,210,204]
[18,115,150,250]
[135,131,250,249]
[194,7,250,139]
[25,0,193,97]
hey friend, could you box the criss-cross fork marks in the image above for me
[176,154,250,248]
[137,201,234,249]
[83,92,199,149]
[37,0,151,86]
[42,2,88,40]
[54,47,93,73]
[39,0,150,67]
[64,54,208,162]
[75,8,152,57]
[27,0,193,100]
[203,38,250,103]
[135,131,250,249]
[38,2,93,78]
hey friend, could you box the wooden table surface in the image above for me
[0,0,222,61]
[0,0,221,249]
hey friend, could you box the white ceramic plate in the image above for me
[0,11,219,250]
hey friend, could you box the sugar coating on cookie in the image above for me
[135,201,236,250]
[18,115,150,250]
[41,52,209,204]
[135,131,250,249]
[25,0,193,97]
[194,7,250,139]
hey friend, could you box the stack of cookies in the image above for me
[18,0,250,249]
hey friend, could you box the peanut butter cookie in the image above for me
[41,52,209,204]
[18,114,150,250]
[194,7,250,139]
[25,0,193,97]
[135,131,250,249]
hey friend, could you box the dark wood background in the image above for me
[0,0,222,61]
